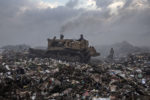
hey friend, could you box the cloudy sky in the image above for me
[0,0,150,47]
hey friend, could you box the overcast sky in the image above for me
[0,0,150,47]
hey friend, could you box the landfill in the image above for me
[0,50,150,100]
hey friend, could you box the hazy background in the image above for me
[0,0,150,47]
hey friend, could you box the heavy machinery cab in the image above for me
[48,39,88,50]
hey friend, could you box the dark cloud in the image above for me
[0,0,150,47]
[66,0,79,8]
[123,0,132,8]
[95,0,112,8]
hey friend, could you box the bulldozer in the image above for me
[29,34,100,63]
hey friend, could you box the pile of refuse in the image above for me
[0,52,150,100]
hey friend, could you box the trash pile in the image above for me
[0,52,150,100]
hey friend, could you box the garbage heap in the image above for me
[0,52,150,100]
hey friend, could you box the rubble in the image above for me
[0,51,150,100]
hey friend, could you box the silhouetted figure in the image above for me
[60,34,64,40]
[79,34,84,41]
[107,48,114,60]
[53,36,56,40]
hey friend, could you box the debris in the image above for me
[0,51,150,100]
